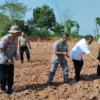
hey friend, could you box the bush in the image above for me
[50,32,61,38]
[0,32,7,38]
[28,28,52,40]
[39,28,51,39]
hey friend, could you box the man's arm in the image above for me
[54,51,67,55]
[18,37,20,50]
[27,39,31,49]
[65,51,70,57]
[97,38,100,49]
[54,51,69,57]
[13,49,19,60]
[80,44,100,64]
[0,37,9,62]
[65,44,69,57]
[98,44,100,49]
[88,53,99,64]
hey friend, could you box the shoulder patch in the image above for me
[3,39,8,43]
[2,35,9,43]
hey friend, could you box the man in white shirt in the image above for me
[70,35,99,81]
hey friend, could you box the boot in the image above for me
[7,86,16,94]
[1,86,7,94]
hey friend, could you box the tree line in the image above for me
[1,0,99,40]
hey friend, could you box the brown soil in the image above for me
[0,41,99,100]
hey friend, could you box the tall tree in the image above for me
[65,19,72,35]
[96,17,100,26]
[33,4,56,29]
[95,17,100,34]
[0,13,9,32]
[51,22,64,34]
[0,0,28,25]
[65,19,79,36]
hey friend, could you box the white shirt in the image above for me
[18,36,28,47]
[97,38,100,45]
[70,39,90,60]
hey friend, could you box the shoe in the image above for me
[2,89,7,94]
[64,80,69,83]
[64,79,77,84]
[7,90,16,94]
[64,79,70,84]
[97,75,100,79]
[69,79,77,84]
[47,82,53,86]
[28,60,32,63]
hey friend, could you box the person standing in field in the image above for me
[97,37,100,77]
[47,34,70,85]
[18,32,32,64]
[70,35,100,82]
[0,25,21,94]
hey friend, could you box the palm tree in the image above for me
[65,19,79,36]
[65,19,72,35]
[72,21,80,35]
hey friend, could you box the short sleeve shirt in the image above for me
[0,34,18,65]
[70,39,90,60]
[51,40,68,63]
[18,36,28,47]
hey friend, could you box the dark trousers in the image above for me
[72,59,83,81]
[97,50,100,76]
[97,65,100,76]
[0,64,14,90]
[20,46,30,62]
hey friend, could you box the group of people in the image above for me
[0,25,100,94]
[47,34,100,85]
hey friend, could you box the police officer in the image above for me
[18,32,32,64]
[47,34,69,85]
[0,25,21,94]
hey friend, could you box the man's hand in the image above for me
[29,46,31,49]
[63,52,68,56]
[66,53,70,57]
[8,59,12,64]
[15,56,19,60]
[97,60,100,65]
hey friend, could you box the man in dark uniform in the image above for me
[0,25,21,94]
[18,32,32,64]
